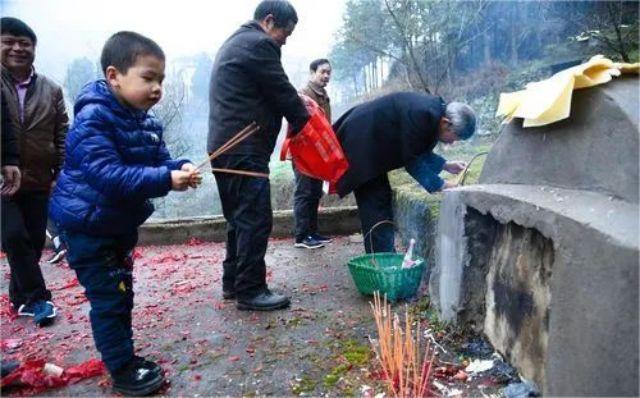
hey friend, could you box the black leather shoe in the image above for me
[133,355,162,376]
[222,289,236,300]
[112,357,165,396]
[236,290,290,311]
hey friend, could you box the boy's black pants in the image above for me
[213,155,272,299]
[292,165,323,241]
[62,230,138,374]
[353,174,396,253]
[1,192,52,308]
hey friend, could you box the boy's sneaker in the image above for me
[310,233,332,243]
[132,355,162,376]
[112,357,165,396]
[18,300,57,326]
[294,236,324,249]
[17,303,35,317]
[47,249,67,264]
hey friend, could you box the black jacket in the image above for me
[208,21,309,162]
[333,92,445,197]
[1,93,19,167]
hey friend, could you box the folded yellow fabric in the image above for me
[497,55,639,127]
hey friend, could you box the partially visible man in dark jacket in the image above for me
[1,94,21,195]
[333,92,475,253]
[1,17,68,326]
[208,0,309,311]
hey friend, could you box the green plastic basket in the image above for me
[346,252,426,302]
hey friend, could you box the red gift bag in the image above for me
[280,95,349,190]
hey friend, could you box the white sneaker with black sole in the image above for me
[310,233,332,243]
[294,236,325,249]
[47,249,67,264]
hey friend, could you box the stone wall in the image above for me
[138,206,361,245]
[484,220,553,388]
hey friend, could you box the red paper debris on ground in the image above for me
[453,370,468,381]
[0,358,105,395]
[52,277,79,291]
[1,338,22,351]
[186,237,204,246]
[149,251,188,264]
[434,364,463,380]
[132,248,144,259]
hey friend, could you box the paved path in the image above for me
[2,236,384,396]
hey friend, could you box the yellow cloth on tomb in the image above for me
[497,55,640,128]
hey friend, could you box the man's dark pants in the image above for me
[62,230,137,374]
[213,155,272,299]
[1,191,52,309]
[292,166,323,242]
[353,174,395,253]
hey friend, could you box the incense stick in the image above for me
[195,122,260,171]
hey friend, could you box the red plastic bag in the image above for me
[280,95,348,190]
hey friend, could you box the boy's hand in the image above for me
[181,163,202,188]
[171,170,192,191]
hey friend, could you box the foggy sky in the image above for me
[1,0,345,87]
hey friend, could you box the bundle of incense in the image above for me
[194,122,263,174]
[370,292,435,397]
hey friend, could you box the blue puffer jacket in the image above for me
[49,80,189,237]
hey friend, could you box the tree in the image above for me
[190,52,213,104]
[64,57,99,101]
[332,0,489,94]
[548,1,639,62]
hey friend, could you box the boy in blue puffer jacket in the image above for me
[49,31,201,396]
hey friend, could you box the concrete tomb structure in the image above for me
[430,76,639,396]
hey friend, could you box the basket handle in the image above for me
[456,151,489,186]
[362,220,394,267]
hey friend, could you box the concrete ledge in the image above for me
[392,183,442,264]
[139,206,361,245]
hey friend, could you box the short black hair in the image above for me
[100,31,165,75]
[1,17,37,45]
[310,58,330,72]
[254,0,298,28]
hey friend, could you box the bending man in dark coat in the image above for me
[333,92,475,253]
[208,0,309,311]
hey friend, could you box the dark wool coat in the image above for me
[208,21,309,163]
[49,80,189,237]
[333,92,445,197]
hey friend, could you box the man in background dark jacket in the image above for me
[333,92,475,253]
[208,0,309,311]
[0,17,69,326]
[292,58,333,249]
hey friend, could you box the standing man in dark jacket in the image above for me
[333,92,475,253]
[293,58,333,249]
[1,17,69,326]
[208,0,310,311]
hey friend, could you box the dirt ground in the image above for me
[1,236,517,397]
